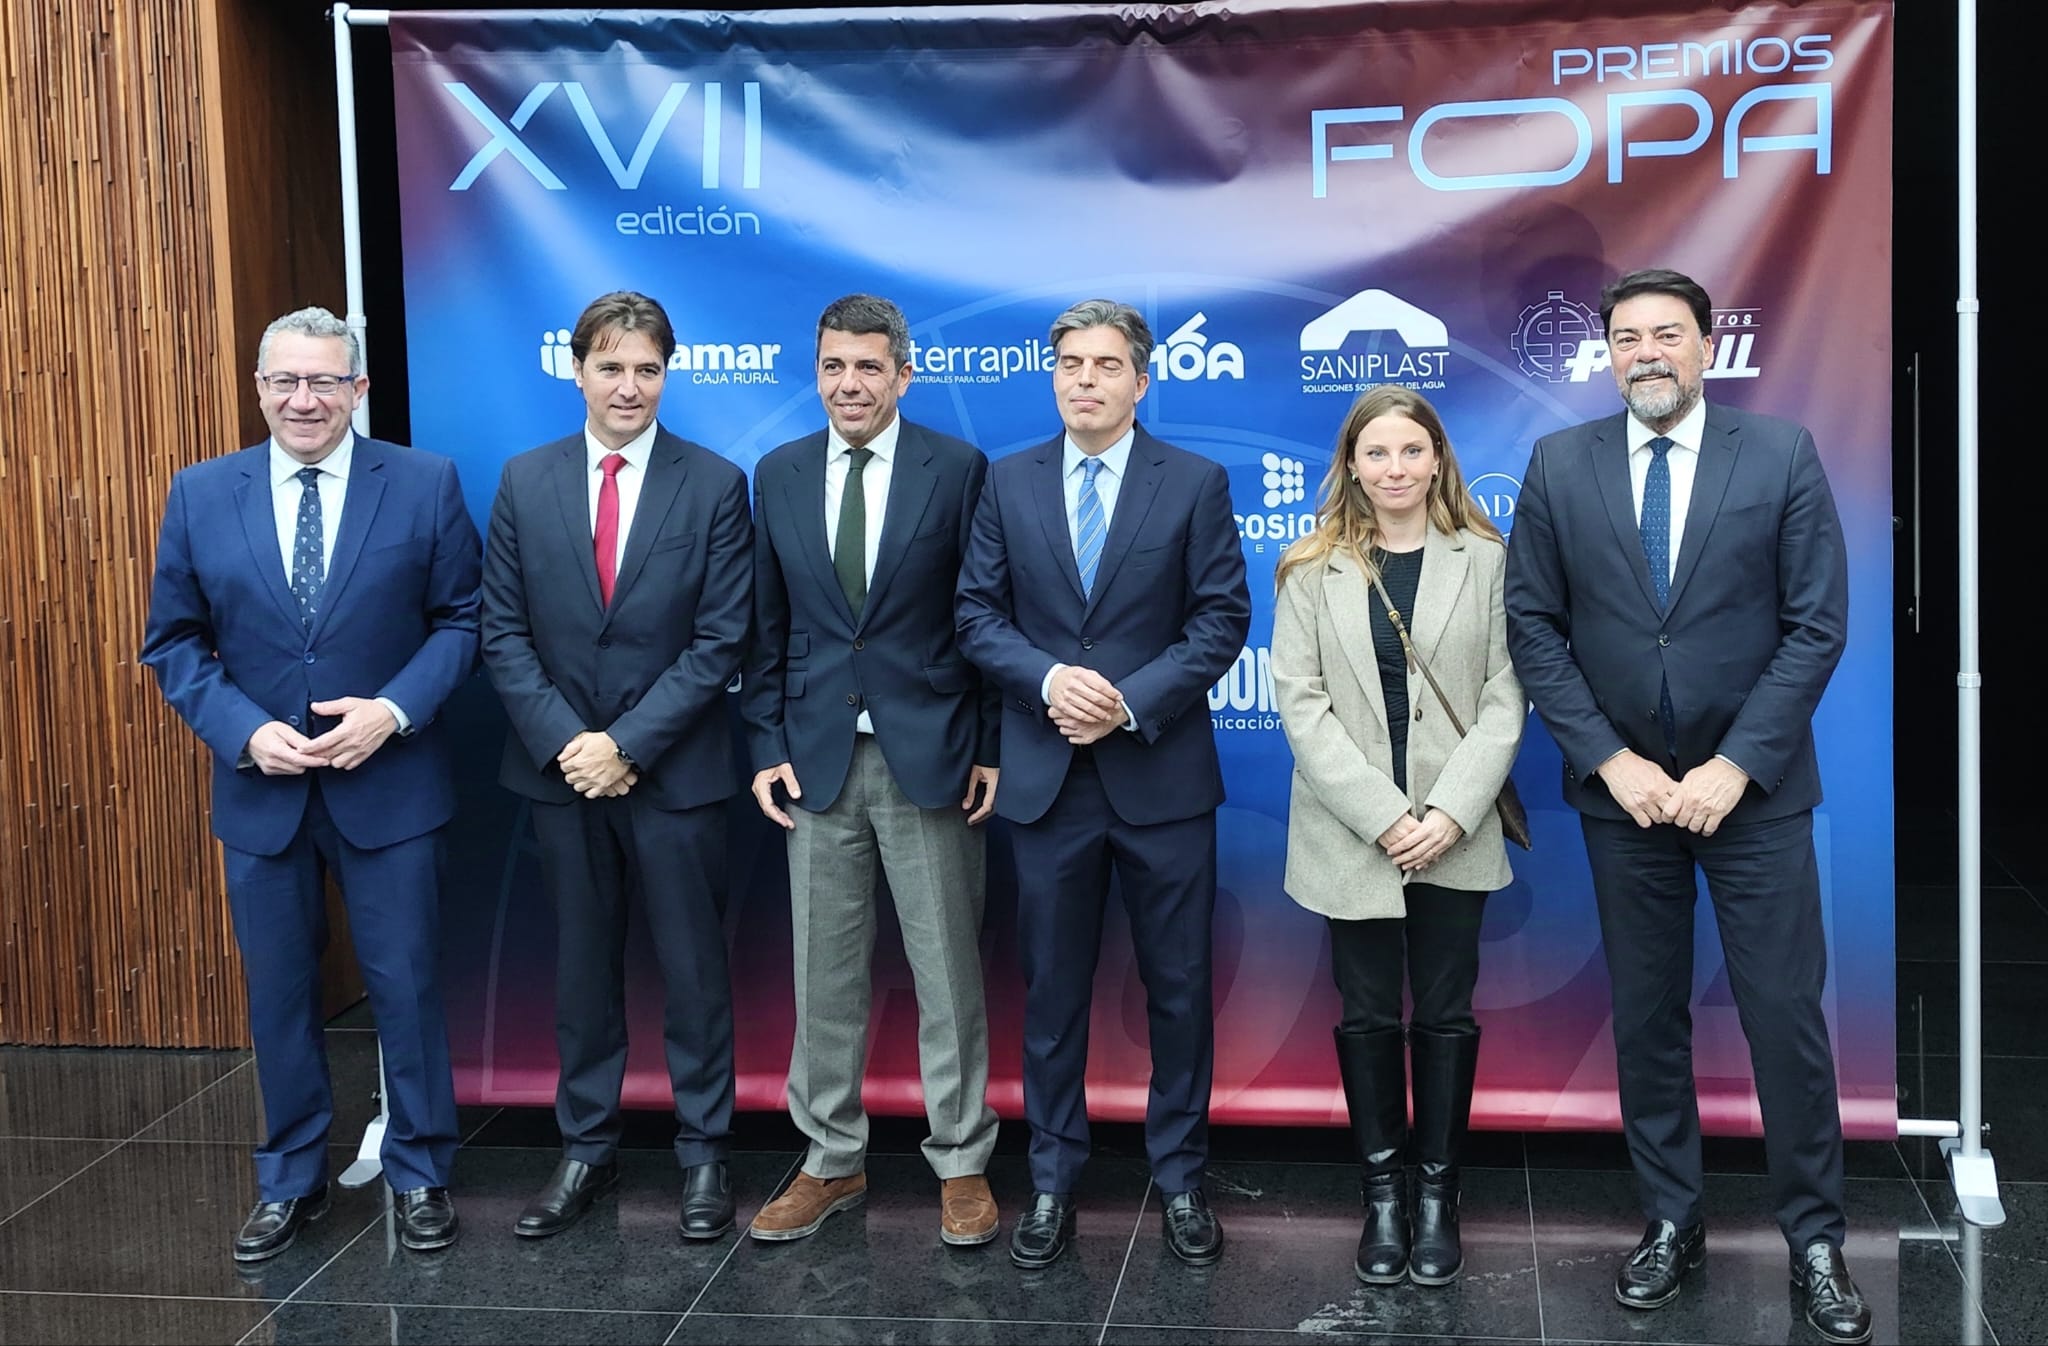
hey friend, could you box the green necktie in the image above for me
[835,446,874,618]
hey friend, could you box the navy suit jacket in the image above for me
[1504,402,1849,823]
[140,437,482,856]
[743,420,999,812]
[480,425,752,810]
[955,425,1251,826]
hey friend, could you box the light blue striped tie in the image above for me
[1074,457,1107,597]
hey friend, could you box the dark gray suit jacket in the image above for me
[1504,401,1848,824]
[480,425,752,810]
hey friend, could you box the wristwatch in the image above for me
[615,745,637,768]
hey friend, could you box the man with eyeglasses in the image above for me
[141,305,482,1261]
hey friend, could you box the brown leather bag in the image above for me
[1366,565,1533,850]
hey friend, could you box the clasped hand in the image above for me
[1378,808,1464,873]
[1598,750,1747,834]
[1048,665,1126,746]
[246,697,397,775]
[559,731,639,799]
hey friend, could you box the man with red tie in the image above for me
[480,290,753,1242]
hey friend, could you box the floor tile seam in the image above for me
[1108,1323,1542,1342]
[233,1202,392,1345]
[680,1310,1110,1327]
[1897,956,2048,967]
[457,1108,504,1147]
[1903,1167,2002,1346]
[0,1288,289,1304]
[265,1294,690,1318]
[668,1151,801,1343]
[1522,1132,1546,1345]
[1096,1174,1154,1344]
[0,1057,258,1233]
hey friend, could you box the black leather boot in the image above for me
[1409,1025,1479,1286]
[1334,1025,1409,1285]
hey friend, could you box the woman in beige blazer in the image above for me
[1272,385,1524,1289]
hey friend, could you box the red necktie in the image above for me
[594,452,626,606]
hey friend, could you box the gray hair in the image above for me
[1049,299,1153,371]
[257,306,363,376]
[816,293,912,369]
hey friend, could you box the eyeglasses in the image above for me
[257,372,354,396]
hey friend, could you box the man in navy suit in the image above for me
[480,290,751,1243]
[1505,269,1870,1344]
[743,294,1003,1246]
[141,305,480,1259]
[957,299,1251,1269]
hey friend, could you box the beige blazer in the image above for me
[1272,526,1525,920]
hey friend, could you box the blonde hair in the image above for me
[1274,385,1502,592]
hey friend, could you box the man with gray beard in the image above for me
[1504,269,1870,1344]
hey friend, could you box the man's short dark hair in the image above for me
[1049,299,1154,371]
[571,291,676,366]
[1599,268,1713,337]
[816,294,912,369]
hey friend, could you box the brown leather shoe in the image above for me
[940,1174,1000,1246]
[747,1171,866,1242]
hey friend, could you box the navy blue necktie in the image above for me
[290,466,326,629]
[1639,436,1676,755]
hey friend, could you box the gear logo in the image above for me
[1262,453,1306,508]
[1511,291,1602,383]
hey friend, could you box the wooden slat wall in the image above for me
[0,0,312,1046]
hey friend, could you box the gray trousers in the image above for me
[785,736,999,1180]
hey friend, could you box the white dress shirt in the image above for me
[825,415,900,733]
[1043,427,1140,729]
[265,433,409,733]
[1625,396,1707,585]
[585,419,659,545]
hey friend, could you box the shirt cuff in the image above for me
[1041,663,1063,708]
[376,696,414,736]
[1121,700,1139,732]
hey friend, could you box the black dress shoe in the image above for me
[679,1161,734,1239]
[1791,1241,1874,1344]
[233,1184,331,1262]
[1162,1188,1224,1266]
[1008,1191,1076,1268]
[1614,1219,1706,1309]
[395,1186,459,1251]
[515,1158,619,1238]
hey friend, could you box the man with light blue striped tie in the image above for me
[1504,269,1866,1344]
[957,299,1251,1272]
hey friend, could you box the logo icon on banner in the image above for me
[1299,289,1451,394]
[1467,472,1522,537]
[1511,292,1603,383]
[1519,296,1766,385]
[540,329,577,379]
[1261,453,1306,508]
[1150,313,1245,382]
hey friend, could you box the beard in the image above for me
[1622,360,1697,424]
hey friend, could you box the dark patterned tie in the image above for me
[1640,437,1676,755]
[290,466,325,629]
[835,447,873,618]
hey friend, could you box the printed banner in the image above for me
[389,0,1896,1136]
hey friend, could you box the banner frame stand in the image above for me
[328,2,1995,1218]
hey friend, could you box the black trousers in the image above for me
[530,794,734,1170]
[1329,883,1488,1035]
[1583,810,1847,1250]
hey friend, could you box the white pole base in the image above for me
[336,1042,391,1190]
[1940,1138,2007,1227]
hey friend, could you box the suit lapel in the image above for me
[550,438,604,613]
[1591,418,1662,615]
[305,441,388,644]
[606,429,690,622]
[1665,406,1738,616]
[1406,527,1469,667]
[235,448,303,630]
[1325,552,1391,731]
[1083,430,1164,621]
[863,424,936,628]
[785,434,856,628]
[1030,437,1086,604]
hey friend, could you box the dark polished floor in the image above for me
[2,810,2040,1345]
